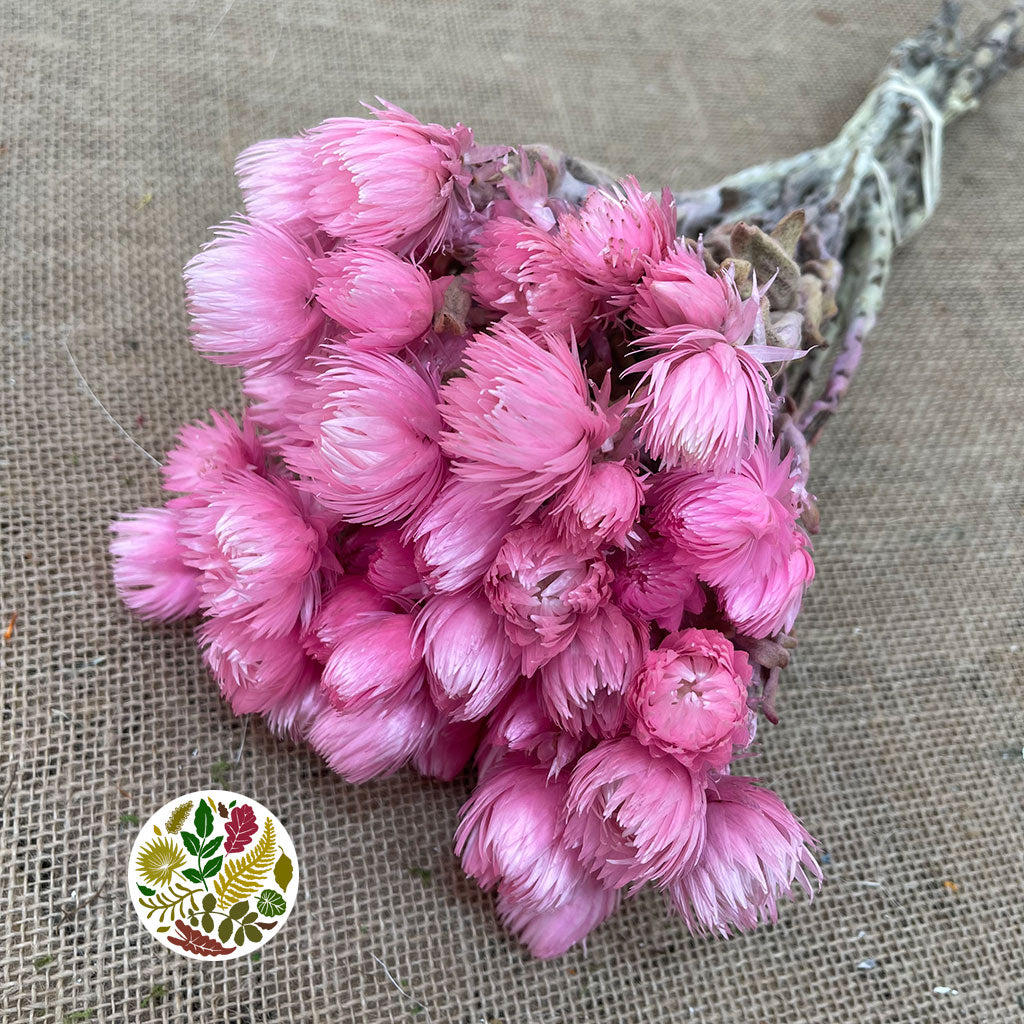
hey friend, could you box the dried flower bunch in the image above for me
[111,5,1022,957]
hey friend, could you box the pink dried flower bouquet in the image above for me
[111,7,1022,957]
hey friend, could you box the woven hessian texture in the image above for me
[2,1,1023,1021]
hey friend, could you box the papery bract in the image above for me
[365,528,427,607]
[564,735,707,889]
[162,410,265,495]
[235,135,318,236]
[551,461,644,551]
[668,773,821,937]
[610,532,705,631]
[412,715,482,781]
[301,576,392,662]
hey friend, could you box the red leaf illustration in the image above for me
[223,804,259,853]
[167,920,236,957]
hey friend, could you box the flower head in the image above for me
[558,177,676,309]
[551,461,645,551]
[610,532,705,631]
[485,522,613,673]
[406,476,515,593]
[180,470,333,636]
[416,591,520,721]
[627,629,753,769]
[538,603,648,737]
[307,101,473,257]
[162,410,265,495]
[564,735,706,889]
[439,322,620,517]
[110,501,201,621]
[184,219,324,370]
[651,443,814,637]
[455,758,582,910]
[301,576,392,662]
[285,349,445,524]
[307,687,436,783]
[468,216,594,335]
[320,610,424,712]
[235,134,318,235]
[315,245,437,351]
[668,773,821,937]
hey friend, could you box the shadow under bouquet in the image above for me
[110,5,1022,958]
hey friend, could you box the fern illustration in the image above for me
[138,882,202,923]
[164,799,193,835]
[213,818,276,909]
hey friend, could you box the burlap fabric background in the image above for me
[3,1,1023,1021]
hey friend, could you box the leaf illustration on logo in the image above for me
[213,818,276,909]
[217,801,229,819]
[256,889,287,917]
[137,883,202,923]
[224,804,258,853]
[136,836,187,887]
[167,920,236,957]
[164,800,193,835]
[137,883,157,897]
[273,851,293,891]
[194,800,214,839]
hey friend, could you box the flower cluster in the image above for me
[111,101,820,957]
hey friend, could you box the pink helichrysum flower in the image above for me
[627,628,754,770]
[538,604,648,737]
[476,683,586,781]
[285,349,445,524]
[307,686,436,783]
[439,322,621,518]
[110,501,201,621]
[365,529,427,608]
[651,442,814,638]
[198,615,320,720]
[179,469,334,637]
[240,366,309,448]
[306,101,473,257]
[668,773,821,937]
[551,461,645,551]
[406,476,515,593]
[235,135,318,236]
[558,176,676,310]
[610,532,706,631]
[497,871,619,959]
[468,216,594,335]
[630,242,735,333]
[301,576,392,662]
[162,410,265,495]
[630,336,772,474]
[563,735,707,890]
[484,522,613,674]
[412,715,482,782]
[320,610,424,712]
[415,591,520,721]
[314,245,437,352]
[184,219,324,371]
[455,758,583,910]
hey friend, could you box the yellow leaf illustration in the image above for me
[213,817,276,909]
[136,836,187,887]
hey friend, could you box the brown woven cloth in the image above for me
[3,1,1023,1020]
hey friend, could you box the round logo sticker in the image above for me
[128,790,297,960]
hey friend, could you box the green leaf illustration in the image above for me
[256,890,287,917]
[200,836,223,859]
[234,927,246,946]
[180,832,200,857]
[194,801,214,839]
[202,893,216,912]
[214,819,276,909]
[273,852,293,891]
[164,800,193,835]
[243,925,261,942]
[182,868,204,884]
[218,917,233,943]
[202,855,223,879]
[228,900,250,920]
[137,884,156,897]
[201,913,214,933]
[156,926,170,934]
[137,882,201,923]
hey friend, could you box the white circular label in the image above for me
[127,790,298,960]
